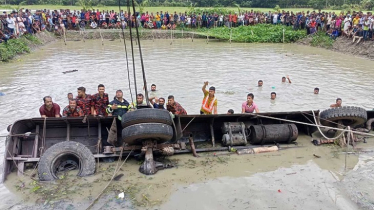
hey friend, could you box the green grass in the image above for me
[310,32,335,48]
[198,24,307,43]
[0,5,345,13]
[0,34,42,62]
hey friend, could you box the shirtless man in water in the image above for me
[330,98,342,108]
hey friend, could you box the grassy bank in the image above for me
[198,25,306,43]
[0,34,42,62]
[0,5,344,13]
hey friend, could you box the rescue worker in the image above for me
[167,95,187,115]
[200,81,217,115]
[106,90,130,120]
[92,84,109,116]
[63,99,84,117]
[76,87,94,116]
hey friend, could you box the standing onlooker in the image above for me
[6,13,15,35]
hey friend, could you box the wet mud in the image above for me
[3,135,374,210]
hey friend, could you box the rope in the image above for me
[118,0,134,105]
[85,148,133,210]
[245,112,374,138]
[311,111,346,140]
[126,0,138,99]
[130,0,150,106]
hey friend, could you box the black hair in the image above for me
[137,93,144,98]
[67,92,72,95]
[98,84,105,88]
[336,98,342,102]
[258,80,263,83]
[271,92,276,96]
[159,97,165,101]
[69,99,76,103]
[116,89,123,93]
[151,84,156,87]
[247,93,254,99]
[314,87,319,91]
[168,95,174,100]
[43,96,52,102]
[77,87,86,92]
[227,109,234,114]
[282,77,286,79]
[209,86,216,91]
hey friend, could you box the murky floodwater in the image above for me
[1,39,374,209]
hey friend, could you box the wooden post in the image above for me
[283,28,285,43]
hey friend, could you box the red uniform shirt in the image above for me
[39,103,61,117]
[92,93,109,116]
[63,105,84,117]
[76,94,93,115]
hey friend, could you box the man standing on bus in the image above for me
[200,81,217,115]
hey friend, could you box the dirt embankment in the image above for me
[298,36,374,60]
[32,31,57,49]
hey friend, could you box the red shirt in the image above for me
[63,105,84,117]
[92,93,109,116]
[39,103,61,117]
[76,94,94,115]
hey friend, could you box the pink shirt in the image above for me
[242,101,258,113]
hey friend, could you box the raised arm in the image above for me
[286,75,292,83]
[202,81,208,93]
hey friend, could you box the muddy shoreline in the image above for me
[297,35,374,60]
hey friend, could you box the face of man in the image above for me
[247,96,253,103]
[137,95,143,104]
[336,100,342,106]
[98,87,105,95]
[159,98,165,106]
[258,81,263,87]
[77,90,85,97]
[151,85,156,91]
[168,98,175,105]
[69,100,77,110]
[282,77,286,82]
[271,94,276,100]
[209,90,215,97]
[314,89,319,94]
[68,94,73,100]
[45,97,53,108]
[116,91,123,99]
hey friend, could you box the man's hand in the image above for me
[112,103,118,110]
[204,81,209,86]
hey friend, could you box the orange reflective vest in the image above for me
[201,94,216,114]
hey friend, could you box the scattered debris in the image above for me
[113,174,124,181]
[313,154,321,158]
[286,172,297,175]
[118,192,125,199]
[62,69,78,74]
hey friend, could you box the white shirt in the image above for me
[344,17,351,30]
[6,17,15,28]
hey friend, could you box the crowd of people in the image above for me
[39,77,343,119]
[1,7,374,43]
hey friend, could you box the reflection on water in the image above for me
[1,39,374,208]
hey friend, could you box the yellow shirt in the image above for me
[353,17,359,26]
[156,14,161,21]
[200,91,217,115]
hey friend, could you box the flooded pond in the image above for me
[1,39,374,209]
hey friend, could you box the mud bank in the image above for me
[297,35,374,60]
[0,32,56,62]
[63,29,206,41]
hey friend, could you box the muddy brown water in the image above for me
[1,39,374,209]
